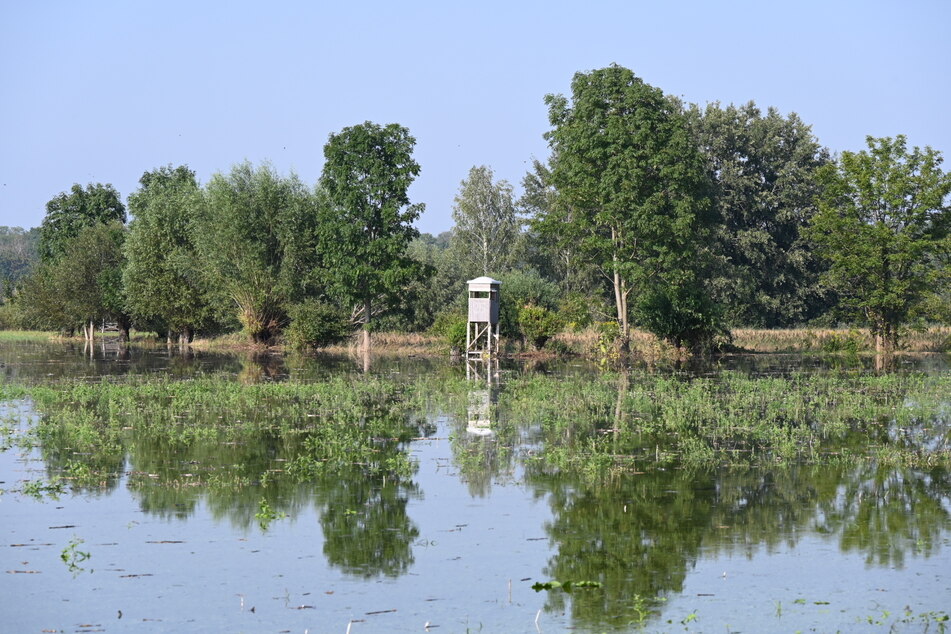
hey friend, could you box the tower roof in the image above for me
[467,276,501,286]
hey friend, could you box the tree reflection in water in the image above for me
[528,464,951,631]
[317,471,421,578]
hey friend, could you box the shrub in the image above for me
[518,304,562,350]
[429,310,467,352]
[497,270,561,338]
[557,292,593,331]
[286,300,351,349]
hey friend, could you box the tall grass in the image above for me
[732,326,951,353]
[0,330,57,342]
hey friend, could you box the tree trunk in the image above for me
[117,314,131,343]
[362,297,372,354]
[610,228,629,341]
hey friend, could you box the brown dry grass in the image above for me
[731,326,951,353]
[321,331,445,355]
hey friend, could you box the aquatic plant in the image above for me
[503,370,951,476]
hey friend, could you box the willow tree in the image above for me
[317,121,425,351]
[199,162,316,344]
[19,222,128,341]
[542,65,718,348]
[124,165,214,343]
[809,135,951,352]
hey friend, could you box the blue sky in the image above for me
[1,0,948,235]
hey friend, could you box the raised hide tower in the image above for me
[466,276,501,358]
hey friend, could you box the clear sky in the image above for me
[1,0,948,235]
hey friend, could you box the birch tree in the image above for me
[450,165,520,277]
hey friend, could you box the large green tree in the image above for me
[199,161,318,344]
[542,65,718,348]
[39,183,126,263]
[686,101,832,327]
[124,165,218,343]
[317,121,426,351]
[20,222,128,341]
[450,165,521,277]
[808,135,951,351]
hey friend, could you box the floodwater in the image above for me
[2,339,950,633]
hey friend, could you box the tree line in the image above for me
[1,65,948,353]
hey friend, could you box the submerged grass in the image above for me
[502,370,951,477]
[3,356,949,493]
[13,374,436,495]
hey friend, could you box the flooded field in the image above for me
[2,339,950,633]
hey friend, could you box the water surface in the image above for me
[2,340,949,632]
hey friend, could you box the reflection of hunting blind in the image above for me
[466,277,500,358]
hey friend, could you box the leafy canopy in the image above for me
[808,135,951,350]
[542,65,718,347]
[317,121,425,330]
[40,183,126,263]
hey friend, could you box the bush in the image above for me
[429,310,467,352]
[634,283,725,352]
[498,270,561,338]
[286,300,351,349]
[557,292,594,331]
[518,304,562,350]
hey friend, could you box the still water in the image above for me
[2,340,950,633]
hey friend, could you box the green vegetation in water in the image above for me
[17,477,65,501]
[5,373,437,521]
[531,579,603,592]
[60,535,91,576]
[501,370,951,477]
[255,496,287,531]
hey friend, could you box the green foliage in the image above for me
[497,269,561,338]
[450,165,521,277]
[819,329,865,354]
[61,536,91,576]
[556,292,594,331]
[429,310,467,351]
[521,159,601,296]
[317,121,426,339]
[16,222,128,334]
[518,304,562,350]
[198,161,317,344]
[395,233,464,331]
[542,65,719,345]
[506,370,951,474]
[685,101,832,327]
[39,183,125,263]
[124,165,222,340]
[255,496,287,531]
[286,299,351,349]
[808,135,951,351]
[0,226,39,291]
[634,280,726,351]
